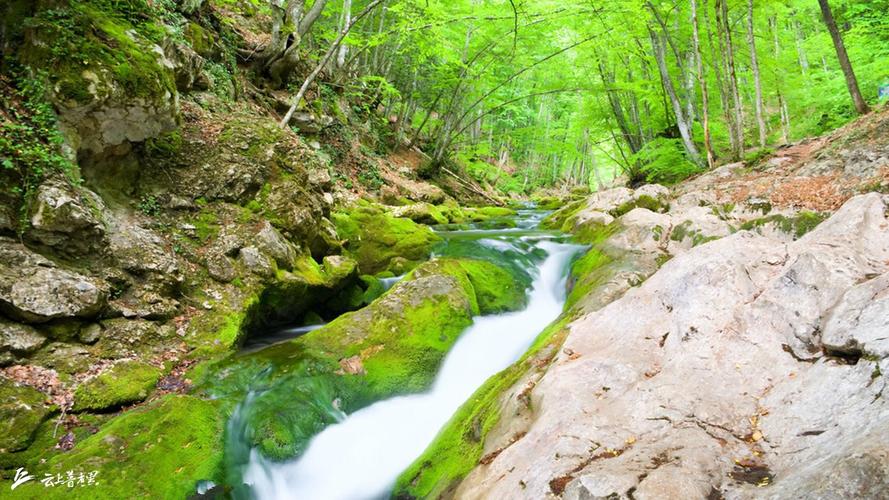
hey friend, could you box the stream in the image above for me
[242,208,584,499]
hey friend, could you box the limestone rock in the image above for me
[26,180,107,257]
[254,221,297,270]
[0,240,107,323]
[239,246,274,278]
[0,319,46,355]
[445,193,889,499]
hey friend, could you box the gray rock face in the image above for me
[26,180,107,257]
[56,69,178,156]
[455,194,889,499]
[0,319,46,355]
[0,240,107,324]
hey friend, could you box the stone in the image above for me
[0,378,53,452]
[308,168,333,189]
[78,323,103,344]
[420,194,889,499]
[206,253,237,283]
[0,244,107,323]
[106,214,179,277]
[0,319,46,355]
[391,203,449,225]
[239,246,274,278]
[821,271,889,359]
[254,221,297,270]
[25,179,107,257]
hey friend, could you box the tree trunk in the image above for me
[691,0,715,168]
[793,19,809,74]
[649,29,702,166]
[336,0,351,68]
[281,0,384,127]
[717,0,744,159]
[747,0,766,148]
[818,0,869,114]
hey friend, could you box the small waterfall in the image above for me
[243,237,585,500]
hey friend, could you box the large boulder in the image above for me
[404,193,889,499]
[332,204,441,275]
[25,180,107,258]
[0,319,46,363]
[0,239,107,323]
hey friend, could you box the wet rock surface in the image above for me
[447,193,889,499]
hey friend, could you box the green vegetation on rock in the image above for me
[43,395,226,499]
[332,203,441,275]
[73,361,163,412]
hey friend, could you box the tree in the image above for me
[691,0,715,168]
[261,0,331,86]
[747,0,767,148]
[817,0,869,115]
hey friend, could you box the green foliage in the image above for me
[137,194,161,216]
[631,138,702,185]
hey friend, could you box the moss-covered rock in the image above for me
[390,202,449,225]
[202,257,526,462]
[332,203,441,275]
[739,211,828,239]
[43,395,226,499]
[0,378,54,453]
[72,361,162,412]
[19,2,180,155]
[458,259,528,313]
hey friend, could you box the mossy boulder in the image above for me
[0,378,54,453]
[390,202,449,225]
[19,2,179,155]
[205,257,526,462]
[238,255,359,338]
[72,361,162,412]
[332,204,441,274]
[44,395,226,499]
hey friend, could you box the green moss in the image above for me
[73,361,162,412]
[191,210,220,242]
[0,379,54,453]
[458,259,528,314]
[332,204,441,274]
[739,211,828,239]
[610,194,667,218]
[394,317,572,498]
[42,395,226,499]
[540,199,586,231]
[565,248,614,309]
[21,3,177,105]
[670,220,720,247]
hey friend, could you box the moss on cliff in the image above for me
[41,395,226,499]
[72,361,163,412]
[332,203,441,275]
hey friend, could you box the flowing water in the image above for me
[242,208,584,499]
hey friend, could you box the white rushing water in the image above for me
[244,238,583,500]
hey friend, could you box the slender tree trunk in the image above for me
[818,0,869,114]
[793,19,809,74]
[650,29,702,166]
[336,0,351,68]
[281,0,384,127]
[747,0,766,148]
[717,0,744,159]
[691,0,715,168]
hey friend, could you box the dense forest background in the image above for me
[2,0,888,202]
